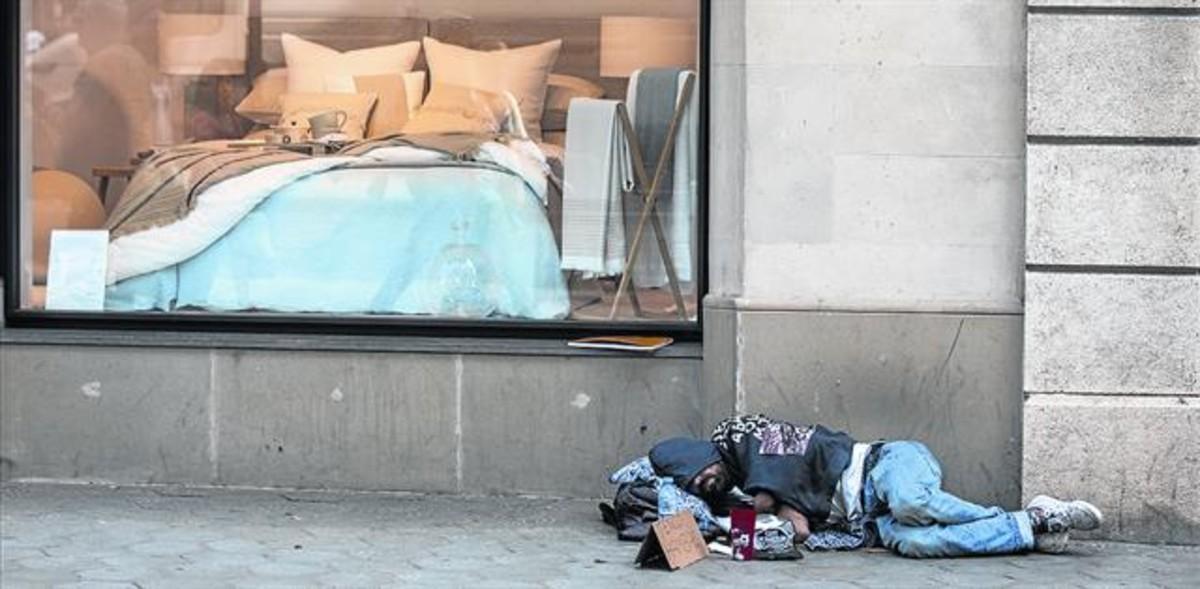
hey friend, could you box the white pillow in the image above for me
[281,33,421,94]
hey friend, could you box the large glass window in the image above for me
[9,0,704,330]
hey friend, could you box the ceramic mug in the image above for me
[307,110,348,139]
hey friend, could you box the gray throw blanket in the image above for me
[633,68,685,207]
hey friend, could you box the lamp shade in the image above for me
[600,17,696,78]
[158,13,247,76]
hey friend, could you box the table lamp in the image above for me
[600,17,696,78]
[157,13,249,142]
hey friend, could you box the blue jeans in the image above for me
[865,441,1034,558]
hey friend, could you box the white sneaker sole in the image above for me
[1034,532,1069,554]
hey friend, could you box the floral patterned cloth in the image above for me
[711,413,815,456]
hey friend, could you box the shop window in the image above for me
[5,0,706,335]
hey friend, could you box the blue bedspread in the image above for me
[106,166,569,319]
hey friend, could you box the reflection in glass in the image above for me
[16,0,702,325]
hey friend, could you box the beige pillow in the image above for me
[281,33,421,94]
[422,37,562,140]
[544,74,605,112]
[235,68,289,125]
[279,92,379,140]
[541,74,606,143]
[354,74,412,138]
[402,83,509,135]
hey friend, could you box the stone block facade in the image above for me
[1023,1,1200,544]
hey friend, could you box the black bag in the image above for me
[598,480,660,541]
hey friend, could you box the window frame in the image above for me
[1,1,710,342]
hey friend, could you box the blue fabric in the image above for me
[866,441,1034,558]
[609,457,657,485]
[106,167,569,319]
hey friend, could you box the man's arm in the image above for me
[753,492,776,514]
[751,491,811,542]
[777,504,811,542]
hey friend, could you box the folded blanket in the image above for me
[627,69,699,287]
[105,147,309,239]
[560,99,634,276]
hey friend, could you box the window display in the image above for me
[12,0,703,327]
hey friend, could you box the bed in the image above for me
[101,15,618,320]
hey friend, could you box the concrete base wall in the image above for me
[1024,395,1200,545]
[2,310,1025,510]
[0,344,704,498]
[707,305,1024,509]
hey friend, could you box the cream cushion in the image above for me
[402,84,510,135]
[422,37,562,140]
[235,67,289,125]
[354,74,412,138]
[281,34,421,94]
[32,170,106,284]
[237,69,425,129]
[279,92,379,140]
[544,74,605,112]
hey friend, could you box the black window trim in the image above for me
[2,1,710,343]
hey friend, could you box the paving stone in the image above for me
[2,483,1198,587]
[51,583,139,589]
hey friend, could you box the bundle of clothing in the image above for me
[599,455,868,556]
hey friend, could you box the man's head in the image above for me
[648,437,733,500]
[689,461,733,499]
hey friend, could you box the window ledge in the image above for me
[0,328,703,359]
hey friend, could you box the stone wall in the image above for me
[1022,0,1200,544]
[0,341,705,498]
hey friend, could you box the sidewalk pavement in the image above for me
[2,483,1197,588]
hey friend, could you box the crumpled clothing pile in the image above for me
[607,456,869,551]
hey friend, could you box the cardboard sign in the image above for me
[634,512,709,571]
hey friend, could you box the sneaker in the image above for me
[1027,495,1104,533]
[1033,531,1070,554]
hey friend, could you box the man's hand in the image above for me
[753,492,776,514]
[777,504,811,543]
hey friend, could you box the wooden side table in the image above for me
[92,164,138,208]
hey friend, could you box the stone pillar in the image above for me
[1023,1,1200,544]
[705,0,1028,508]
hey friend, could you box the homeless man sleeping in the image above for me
[611,414,1102,559]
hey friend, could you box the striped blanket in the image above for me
[105,147,310,239]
